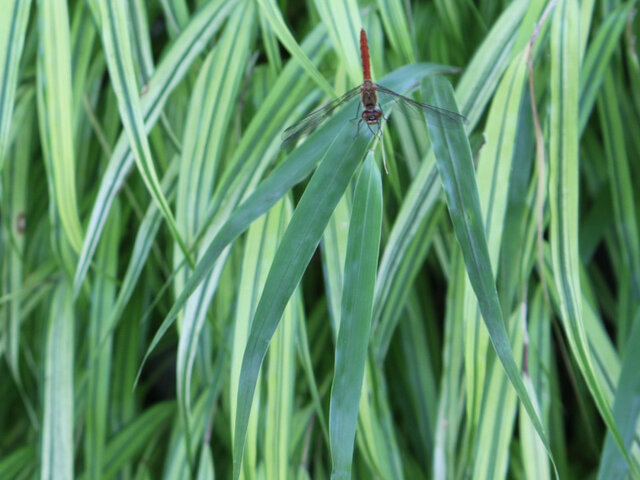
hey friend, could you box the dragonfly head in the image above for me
[362,108,382,125]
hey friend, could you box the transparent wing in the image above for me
[374,83,466,125]
[282,86,361,147]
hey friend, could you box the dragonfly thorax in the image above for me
[360,80,381,124]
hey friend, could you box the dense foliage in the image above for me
[1,0,639,479]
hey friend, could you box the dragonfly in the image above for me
[282,29,464,149]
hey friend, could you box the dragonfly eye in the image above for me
[362,110,382,124]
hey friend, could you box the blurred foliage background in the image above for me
[1,0,639,479]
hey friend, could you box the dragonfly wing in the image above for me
[282,86,361,147]
[375,83,465,125]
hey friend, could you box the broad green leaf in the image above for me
[423,75,556,476]
[196,446,215,480]
[37,0,84,254]
[256,199,298,480]
[463,49,529,424]
[519,288,552,480]
[329,156,382,479]
[322,193,351,329]
[433,248,467,479]
[356,355,404,479]
[471,308,524,480]
[84,201,120,480]
[2,88,34,406]
[41,283,74,480]
[231,123,371,480]
[230,199,292,479]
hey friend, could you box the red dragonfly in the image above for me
[282,29,464,147]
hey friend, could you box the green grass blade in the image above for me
[394,294,439,467]
[199,24,328,236]
[40,283,74,480]
[321,193,351,328]
[262,200,297,480]
[372,0,533,361]
[196,445,215,480]
[519,288,552,480]
[329,156,382,479]
[542,249,640,473]
[313,0,362,84]
[596,310,640,479]
[70,4,99,129]
[433,248,465,478]
[356,356,405,479]
[97,0,191,266]
[5,3,637,477]
[578,0,596,61]
[232,129,371,480]
[106,158,179,336]
[463,49,528,424]
[423,75,556,476]
[0,446,35,480]
[294,299,331,446]
[159,0,190,37]
[597,72,640,300]
[372,158,443,357]
[73,0,235,296]
[258,0,335,96]
[140,65,444,377]
[549,0,634,473]
[138,105,352,384]
[37,0,84,253]
[175,3,255,468]
[455,0,531,122]
[471,309,524,479]
[578,2,632,134]
[375,0,414,63]
[229,208,271,478]
[162,391,218,480]
[84,202,119,480]
[128,0,155,81]
[0,0,31,169]
[86,402,174,479]
[3,89,34,388]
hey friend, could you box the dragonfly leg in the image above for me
[354,118,363,138]
[351,102,361,123]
